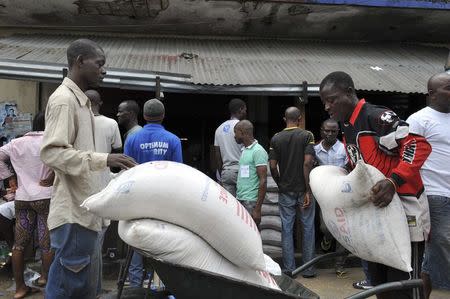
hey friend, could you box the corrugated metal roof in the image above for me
[0,34,448,94]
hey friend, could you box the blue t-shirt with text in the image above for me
[124,123,182,164]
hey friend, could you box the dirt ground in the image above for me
[1,264,449,299]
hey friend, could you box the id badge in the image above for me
[240,165,250,178]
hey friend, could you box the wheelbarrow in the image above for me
[104,247,423,299]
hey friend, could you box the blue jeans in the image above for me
[46,223,99,299]
[238,200,257,214]
[95,226,108,295]
[422,195,450,290]
[128,251,144,287]
[361,259,372,284]
[278,192,315,274]
[221,167,238,197]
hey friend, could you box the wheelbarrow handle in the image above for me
[291,251,348,277]
[344,279,423,299]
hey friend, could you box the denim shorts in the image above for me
[422,195,450,290]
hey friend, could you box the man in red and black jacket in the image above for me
[319,71,431,299]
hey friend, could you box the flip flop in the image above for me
[13,286,40,299]
[32,277,46,287]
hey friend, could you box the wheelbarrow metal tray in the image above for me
[143,254,320,299]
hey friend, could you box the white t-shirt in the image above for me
[407,107,450,197]
[214,119,243,170]
[94,115,122,227]
[94,115,122,154]
[94,115,122,189]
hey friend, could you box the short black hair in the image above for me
[236,120,254,135]
[320,71,355,93]
[285,107,301,122]
[321,118,339,128]
[122,100,140,116]
[144,98,165,119]
[228,98,246,115]
[67,39,104,69]
[33,111,45,131]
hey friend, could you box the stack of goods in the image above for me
[260,173,282,258]
[82,161,281,290]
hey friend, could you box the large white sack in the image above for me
[81,161,265,270]
[118,219,281,290]
[310,161,412,272]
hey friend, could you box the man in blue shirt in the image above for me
[314,119,350,277]
[124,98,182,287]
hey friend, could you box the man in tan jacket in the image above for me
[41,38,136,299]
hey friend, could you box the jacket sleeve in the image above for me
[390,132,431,188]
[40,100,108,176]
[369,108,431,188]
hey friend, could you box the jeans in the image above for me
[422,195,450,290]
[361,259,372,284]
[367,242,424,299]
[220,167,238,197]
[95,226,108,295]
[46,223,99,299]
[238,200,256,214]
[128,251,144,287]
[319,208,347,270]
[278,192,315,274]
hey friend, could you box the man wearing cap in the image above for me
[124,98,183,287]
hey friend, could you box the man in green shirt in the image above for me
[234,120,268,226]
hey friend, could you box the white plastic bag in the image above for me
[310,161,412,272]
[118,219,280,290]
[82,161,265,270]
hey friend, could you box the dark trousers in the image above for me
[367,241,424,299]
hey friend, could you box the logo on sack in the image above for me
[116,181,135,194]
[341,182,352,193]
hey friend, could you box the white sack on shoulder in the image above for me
[81,161,265,270]
[310,161,412,272]
[118,219,280,290]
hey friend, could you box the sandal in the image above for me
[32,277,47,287]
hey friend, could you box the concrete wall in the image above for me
[0,79,39,114]
[39,82,59,111]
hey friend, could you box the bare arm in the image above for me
[269,159,280,187]
[0,143,13,180]
[39,170,55,187]
[252,165,267,226]
[214,146,223,174]
[303,153,315,208]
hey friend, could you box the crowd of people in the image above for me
[0,38,448,299]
